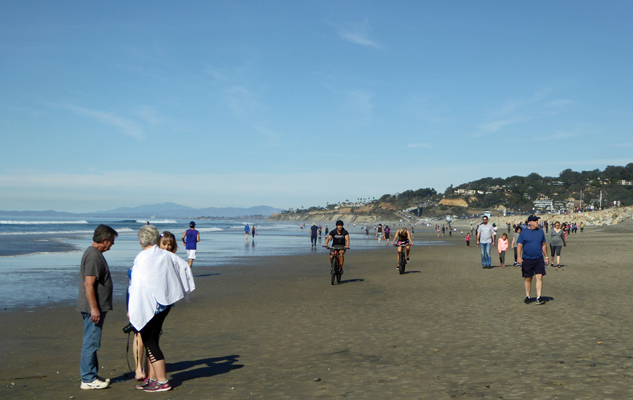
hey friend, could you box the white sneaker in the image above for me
[80,378,110,390]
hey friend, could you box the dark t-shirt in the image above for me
[310,225,319,236]
[517,228,546,259]
[77,246,113,313]
[329,228,349,246]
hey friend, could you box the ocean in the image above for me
[0,217,445,310]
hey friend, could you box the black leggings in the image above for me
[140,306,171,363]
[514,248,518,262]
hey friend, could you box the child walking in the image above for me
[465,232,471,247]
[498,233,509,267]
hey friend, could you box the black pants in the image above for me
[140,306,171,362]
[311,235,317,246]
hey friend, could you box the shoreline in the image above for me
[3,225,633,398]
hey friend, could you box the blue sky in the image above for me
[1,1,632,212]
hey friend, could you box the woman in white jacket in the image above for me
[128,225,194,392]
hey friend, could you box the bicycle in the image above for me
[326,245,347,285]
[394,242,413,274]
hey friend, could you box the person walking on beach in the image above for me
[465,232,471,247]
[182,221,200,268]
[498,233,509,267]
[324,220,350,274]
[511,226,522,267]
[244,223,251,240]
[77,224,118,390]
[252,225,257,239]
[376,224,384,245]
[517,215,549,305]
[310,222,319,248]
[548,221,566,268]
[476,216,495,269]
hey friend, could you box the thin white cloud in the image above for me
[407,143,433,149]
[480,119,517,133]
[331,20,383,50]
[59,104,145,140]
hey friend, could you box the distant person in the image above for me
[511,226,522,267]
[376,224,384,245]
[476,216,495,269]
[548,221,566,268]
[252,225,256,238]
[325,225,329,235]
[77,224,118,390]
[310,222,319,247]
[244,223,250,239]
[384,225,391,243]
[364,226,369,238]
[517,215,549,305]
[324,220,350,274]
[498,233,509,267]
[441,224,445,237]
[181,221,200,268]
[465,232,471,247]
[580,222,584,233]
[318,225,322,238]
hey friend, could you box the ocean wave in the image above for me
[196,227,224,232]
[0,220,89,225]
[136,219,178,224]
[0,227,134,236]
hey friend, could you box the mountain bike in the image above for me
[326,245,347,285]
[394,242,413,274]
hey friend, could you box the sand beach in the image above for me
[2,224,633,399]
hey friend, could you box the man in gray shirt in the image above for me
[77,224,117,389]
[476,216,496,269]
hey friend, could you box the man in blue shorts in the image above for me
[517,215,550,305]
[181,221,200,268]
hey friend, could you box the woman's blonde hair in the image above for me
[159,231,178,253]
[397,227,408,236]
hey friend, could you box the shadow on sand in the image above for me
[168,355,243,387]
[193,273,221,278]
[114,354,243,385]
[339,278,364,284]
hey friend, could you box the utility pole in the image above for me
[599,190,602,209]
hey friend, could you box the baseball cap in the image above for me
[527,215,540,222]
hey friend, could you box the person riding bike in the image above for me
[391,227,413,267]
[323,220,350,274]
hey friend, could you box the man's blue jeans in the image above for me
[80,312,106,383]
[480,243,491,267]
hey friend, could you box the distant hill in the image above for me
[275,164,633,220]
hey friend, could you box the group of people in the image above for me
[77,224,195,392]
[474,214,573,306]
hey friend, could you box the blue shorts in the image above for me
[522,258,546,278]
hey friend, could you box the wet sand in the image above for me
[2,225,633,399]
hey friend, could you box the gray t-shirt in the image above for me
[477,224,495,244]
[513,232,520,248]
[77,246,113,313]
[549,229,567,247]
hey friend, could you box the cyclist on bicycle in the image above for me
[323,220,350,274]
[391,227,413,266]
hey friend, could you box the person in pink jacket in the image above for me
[498,233,509,267]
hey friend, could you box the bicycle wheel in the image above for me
[336,259,342,283]
[399,251,405,275]
[331,258,337,285]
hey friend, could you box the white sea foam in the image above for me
[136,219,178,224]
[197,227,224,232]
[0,227,134,236]
[0,220,89,225]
